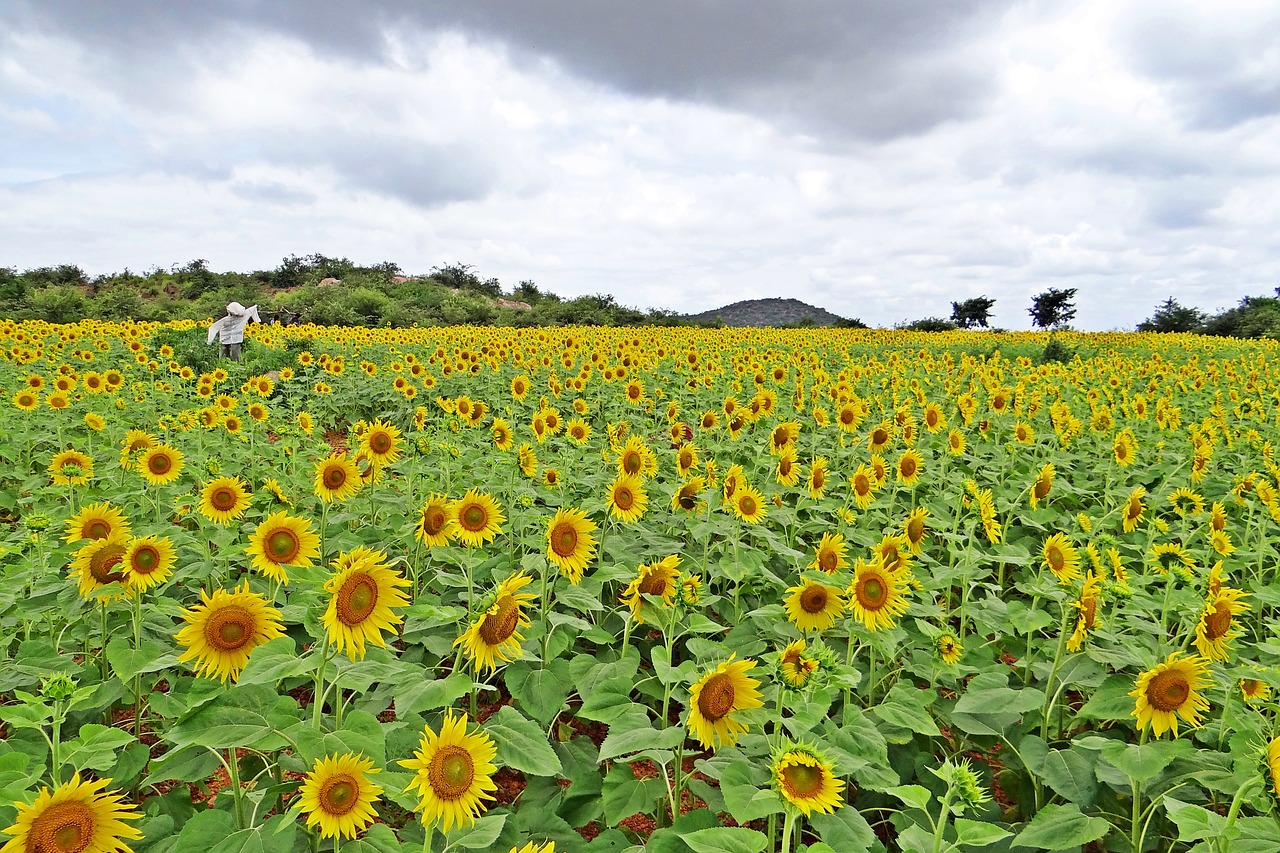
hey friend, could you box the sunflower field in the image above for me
[1,319,1279,853]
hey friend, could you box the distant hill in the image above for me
[684,297,855,328]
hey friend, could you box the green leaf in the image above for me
[598,722,685,761]
[106,636,179,684]
[206,814,297,853]
[1011,804,1110,849]
[341,823,403,853]
[448,813,508,849]
[887,784,934,812]
[954,818,1012,846]
[1100,739,1193,783]
[234,637,314,686]
[1038,747,1098,808]
[166,684,299,752]
[954,672,1045,715]
[393,671,472,717]
[870,683,940,740]
[1165,797,1230,843]
[173,809,236,851]
[145,746,221,785]
[601,764,663,825]
[681,826,768,853]
[808,807,877,851]
[1074,674,1136,721]
[0,703,49,730]
[485,706,562,776]
[506,660,571,725]
[61,725,135,773]
[719,760,782,823]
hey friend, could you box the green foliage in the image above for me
[1038,333,1075,364]
[950,295,996,329]
[1137,297,1205,333]
[898,317,958,332]
[1028,288,1077,330]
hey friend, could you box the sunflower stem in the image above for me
[1040,601,1072,741]
[227,747,247,830]
[312,635,332,730]
[1130,729,1147,852]
[421,822,433,853]
[780,810,796,853]
[1218,777,1261,853]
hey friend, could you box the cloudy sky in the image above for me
[2,1,1278,329]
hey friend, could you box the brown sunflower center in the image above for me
[1204,601,1232,640]
[318,774,359,816]
[1081,596,1098,629]
[479,595,520,645]
[131,545,159,574]
[370,432,392,454]
[780,761,824,799]
[324,465,348,489]
[840,408,855,425]
[872,428,888,446]
[739,495,758,516]
[772,427,789,447]
[900,457,917,478]
[550,522,579,558]
[148,453,172,475]
[1047,546,1065,571]
[1034,478,1052,500]
[638,572,670,597]
[907,519,924,544]
[679,450,693,469]
[84,520,111,540]
[1147,669,1191,712]
[204,605,255,652]
[613,486,635,511]
[460,504,488,532]
[422,507,447,537]
[622,451,642,475]
[723,478,738,499]
[677,488,698,511]
[89,544,126,584]
[210,487,238,512]
[336,573,378,625]
[779,458,792,477]
[811,469,825,490]
[428,746,475,801]
[267,528,301,562]
[30,799,95,853]
[856,573,887,610]
[799,585,828,614]
[819,548,838,572]
[697,673,736,722]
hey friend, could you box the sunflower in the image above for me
[784,581,845,633]
[1168,487,1205,517]
[923,402,945,433]
[1148,542,1195,575]
[617,436,656,478]
[947,429,966,455]
[847,557,909,631]
[769,421,800,455]
[448,490,506,548]
[1208,529,1235,557]
[675,443,699,479]
[245,511,321,584]
[1042,533,1081,584]
[0,773,141,853]
[1208,502,1227,532]
[509,843,555,853]
[777,639,819,689]
[399,711,499,832]
[809,532,848,574]
[545,508,598,583]
[315,454,361,503]
[685,657,764,750]
[874,534,911,575]
[517,443,538,477]
[731,486,768,524]
[806,457,829,500]
[903,507,930,554]
[416,494,454,547]
[721,464,745,503]
[565,417,591,445]
[63,502,130,543]
[1029,463,1054,509]
[455,573,538,671]
[296,752,383,840]
[937,633,963,665]
[867,422,892,453]
[262,478,291,506]
[83,412,105,431]
[850,464,876,509]
[1130,652,1211,738]
[175,582,286,682]
[491,418,514,451]
[298,412,314,435]
[621,556,681,624]
[1268,737,1280,807]
[775,446,800,487]
[122,535,177,592]
[1240,678,1271,703]
[606,473,648,523]
[896,449,922,486]
[12,390,38,411]
[199,476,252,525]
[361,419,403,467]
[48,449,94,485]
[1066,572,1103,653]
[1193,586,1250,662]
[1113,429,1136,466]
[322,548,411,660]
[1013,421,1034,444]
[771,743,845,816]
[70,533,129,600]
[1122,487,1146,533]
[671,477,705,513]
[511,374,530,401]
[138,444,183,486]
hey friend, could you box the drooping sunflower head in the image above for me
[48,449,94,486]
[685,657,764,750]
[777,639,820,689]
[63,501,130,544]
[175,582,286,682]
[621,555,681,625]
[322,549,412,660]
[671,477,706,513]
[937,633,963,665]
[1029,463,1054,508]
[806,457,829,499]
[769,421,800,455]
[199,476,252,525]
[809,532,848,574]
[315,454,362,504]
[1130,651,1211,738]
[545,508,598,583]
[296,752,383,840]
[903,507,929,554]
[122,535,177,592]
[771,742,846,816]
[398,711,499,832]
[607,473,648,523]
[875,534,911,575]
[447,490,506,548]
[0,773,142,853]
[1193,586,1250,663]
[455,572,538,672]
[246,511,320,584]
[1123,487,1147,533]
[1148,542,1195,576]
